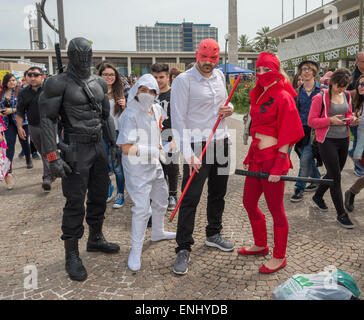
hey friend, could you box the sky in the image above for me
[0,0,334,51]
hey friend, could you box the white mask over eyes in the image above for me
[138,93,155,112]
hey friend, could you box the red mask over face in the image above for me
[256,52,282,87]
[195,39,220,64]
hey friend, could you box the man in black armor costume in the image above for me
[39,37,121,282]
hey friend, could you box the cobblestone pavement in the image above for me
[0,115,363,300]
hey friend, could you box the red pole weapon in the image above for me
[169,75,242,222]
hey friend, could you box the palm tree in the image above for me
[254,26,277,52]
[255,27,270,51]
[238,34,254,52]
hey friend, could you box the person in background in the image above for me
[151,63,179,211]
[292,73,303,90]
[344,75,364,212]
[1,73,32,190]
[290,61,322,203]
[97,62,126,209]
[308,68,360,229]
[169,67,181,85]
[16,67,53,192]
[18,69,41,161]
[347,52,364,176]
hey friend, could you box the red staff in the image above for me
[169,75,242,222]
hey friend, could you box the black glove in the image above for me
[47,152,72,178]
[110,145,122,169]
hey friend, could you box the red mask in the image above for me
[256,52,282,87]
[195,39,220,64]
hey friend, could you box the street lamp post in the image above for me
[224,33,231,88]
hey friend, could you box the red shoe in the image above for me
[237,247,269,256]
[259,258,287,274]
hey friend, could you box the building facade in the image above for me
[136,22,218,52]
[267,0,361,75]
[0,49,258,77]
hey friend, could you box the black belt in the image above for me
[67,133,102,144]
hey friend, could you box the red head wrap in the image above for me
[195,39,220,64]
[255,52,284,87]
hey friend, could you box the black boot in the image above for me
[64,239,87,282]
[344,190,355,212]
[87,223,120,253]
[26,157,33,169]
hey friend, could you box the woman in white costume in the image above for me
[117,74,176,271]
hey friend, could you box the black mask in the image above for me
[67,37,93,79]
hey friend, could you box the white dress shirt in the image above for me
[170,64,233,160]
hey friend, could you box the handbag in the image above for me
[360,152,364,167]
[0,147,11,181]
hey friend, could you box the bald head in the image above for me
[356,52,364,73]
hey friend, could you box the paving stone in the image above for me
[0,116,363,300]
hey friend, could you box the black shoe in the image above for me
[312,195,328,212]
[42,179,51,193]
[147,216,152,228]
[304,183,318,192]
[87,224,120,253]
[336,213,354,229]
[344,190,355,212]
[26,159,33,169]
[290,189,304,202]
[64,239,87,282]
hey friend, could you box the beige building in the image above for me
[268,0,361,74]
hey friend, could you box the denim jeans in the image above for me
[295,139,321,191]
[348,125,358,157]
[4,119,31,172]
[103,134,125,195]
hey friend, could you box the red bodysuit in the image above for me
[241,52,304,262]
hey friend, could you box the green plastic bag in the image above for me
[272,270,360,300]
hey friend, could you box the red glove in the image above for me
[270,151,292,176]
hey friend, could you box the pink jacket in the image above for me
[308,89,353,143]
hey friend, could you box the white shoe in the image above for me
[5,174,14,190]
[128,247,142,271]
[151,231,176,242]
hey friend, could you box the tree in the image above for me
[254,26,279,52]
[238,34,254,52]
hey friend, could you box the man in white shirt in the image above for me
[171,39,234,275]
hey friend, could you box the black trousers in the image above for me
[176,138,230,253]
[315,137,349,216]
[161,152,179,197]
[61,141,109,240]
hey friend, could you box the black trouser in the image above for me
[161,152,179,197]
[175,138,230,253]
[61,141,109,240]
[315,137,349,216]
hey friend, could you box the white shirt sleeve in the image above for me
[117,111,138,145]
[170,75,195,160]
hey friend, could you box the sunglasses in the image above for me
[358,83,364,87]
[28,72,42,78]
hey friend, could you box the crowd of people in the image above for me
[289,56,363,229]
[0,37,363,282]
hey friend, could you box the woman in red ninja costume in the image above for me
[239,52,304,274]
